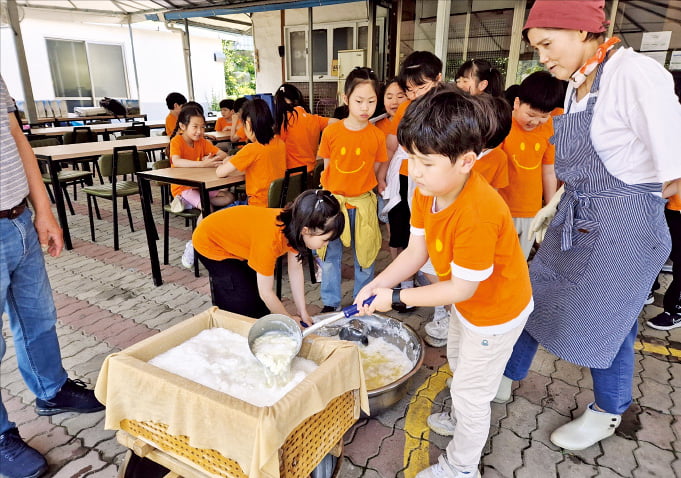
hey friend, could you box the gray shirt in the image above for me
[0,75,29,210]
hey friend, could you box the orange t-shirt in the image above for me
[410,172,532,327]
[165,113,178,136]
[279,106,330,172]
[498,118,556,217]
[319,120,387,198]
[169,135,220,197]
[668,194,681,211]
[215,117,232,132]
[390,100,412,176]
[229,136,287,208]
[551,107,564,117]
[474,147,509,189]
[192,206,295,276]
[374,116,393,136]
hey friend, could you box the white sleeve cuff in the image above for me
[410,226,425,236]
[451,261,493,282]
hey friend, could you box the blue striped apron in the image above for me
[524,58,671,369]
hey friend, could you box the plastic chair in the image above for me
[268,166,309,298]
[82,146,144,250]
[30,137,92,215]
[154,160,201,277]
[63,126,104,184]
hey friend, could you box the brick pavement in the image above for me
[1,193,680,477]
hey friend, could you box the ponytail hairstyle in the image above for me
[455,59,504,97]
[240,98,275,145]
[277,189,345,260]
[170,102,205,140]
[274,83,308,133]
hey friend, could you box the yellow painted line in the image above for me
[635,339,681,358]
[403,364,451,478]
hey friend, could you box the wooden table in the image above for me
[25,113,148,127]
[33,136,170,250]
[205,130,232,142]
[136,167,244,286]
[31,121,166,140]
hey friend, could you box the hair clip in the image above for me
[279,86,286,92]
[406,64,421,70]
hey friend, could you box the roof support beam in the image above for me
[7,0,37,123]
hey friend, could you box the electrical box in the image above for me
[337,49,366,104]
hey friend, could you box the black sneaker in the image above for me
[644,292,655,305]
[647,311,681,331]
[320,305,340,313]
[35,379,105,416]
[0,427,48,478]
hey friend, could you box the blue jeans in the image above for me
[0,208,67,434]
[320,208,375,308]
[503,322,637,415]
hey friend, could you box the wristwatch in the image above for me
[392,288,407,311]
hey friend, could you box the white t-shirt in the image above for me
[565,47,681,185]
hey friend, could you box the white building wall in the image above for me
[0,10,225,121]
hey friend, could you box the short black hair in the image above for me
[398,51,442,91]
[398,86,489,162]
[517,71,564,113]
[165,92,187,110]
[504,84,520,108]
[219,99,235,110]
[278,189,344,260]
[482,95,512,149]
[240,99,274,145]
[234,97,248,114]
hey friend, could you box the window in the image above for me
[46,39,129,110]
[286,20,384,81]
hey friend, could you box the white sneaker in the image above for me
[425,307,450,339]
[427,412,456,436]
[493,375,513,403]
[170,195,185,213]
[181,241,195,269]
[662,259,673,273]
[415,456,478,478]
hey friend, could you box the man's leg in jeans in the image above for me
[0,210,67,433]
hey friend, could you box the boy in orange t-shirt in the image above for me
[499,71,563,258]
[216,99,286,207]
[164,92,186,136]
[473,95,512,190]
[355,89,532,478]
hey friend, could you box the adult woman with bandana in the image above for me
[498,0,681,452]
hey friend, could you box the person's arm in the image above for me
[256,272,289,316]
[354,233,429,311]
[215,156,240,177]
[171,150,223,168]
[375,161,388,194]
[386,133,398,162]
[287,252,311,323]
[230,116,241,142]
[9,113,63,257]
[542,163,558,204]
[369,275,479,313]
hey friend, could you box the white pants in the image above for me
[512,217,535,259]
[445,316,526,473]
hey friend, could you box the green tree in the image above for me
[223,39,256,97]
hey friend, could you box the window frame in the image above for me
[45,37,130,107]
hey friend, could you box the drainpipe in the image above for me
[6,0,37,124]
[163,14,195,100]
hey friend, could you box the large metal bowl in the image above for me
[313,312,424,416]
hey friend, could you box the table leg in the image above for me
[139,177,163,286]
[200,186,211,217]
[46,159,72,250]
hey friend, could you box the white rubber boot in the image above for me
[550,403,621,451]
[493,375,513,403]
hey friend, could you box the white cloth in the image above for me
[565,47,681,186]
[445,312,527,473]
[381,145,408,215]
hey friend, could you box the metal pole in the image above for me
[184,19,195,100]
[7,0,38,124]
[607,0,619,38]
[462,0,472,62]
[308,7,314,113]
[367,0,376,72]
[127,16,141,101]
[505,0,527,88]
[394,0,403,76]
[434,0,451,76]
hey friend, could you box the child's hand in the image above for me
[368,288,392,313]
[203,153,222,167]
[377,179,387,195]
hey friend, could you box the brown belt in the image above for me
[0,199,27,219]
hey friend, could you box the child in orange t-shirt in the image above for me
[499,71,563,258]
[214,99,235,153]
[192,189,344,320]
[473,95,512,190]
[164,92,187,136]
[216,99,286,208]
[228,97,249,145]
[274,83,336,172]
[355,88,532,478]
[318,67,387,311]
[169,103,232,269]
